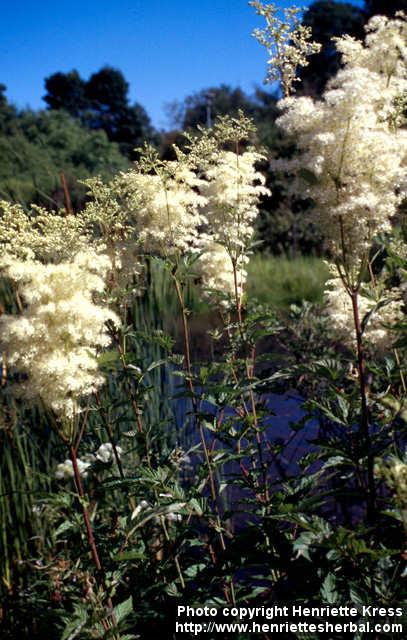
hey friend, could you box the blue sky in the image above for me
[1,0,364,130]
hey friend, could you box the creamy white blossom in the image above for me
[55,458,91,480]
[96,442,123,463]
[0,250,119,418]
[273,14,407,274]
[124,162,207,255]
[324,277,404,351]
[194,151,269,307]
[335,13,407,90]
[201,151,269,256]
[196,242,247,308]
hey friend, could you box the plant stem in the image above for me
[350,290,376,522]
[69,445,117,632]
[171,270,229,557]
[232,261,271,515]
[113,334,144,435]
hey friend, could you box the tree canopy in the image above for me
[0,89,128,208]
[298,1,365,95]
[44,66,155,158]
[366,0,407,16]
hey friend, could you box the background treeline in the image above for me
[0,0,405,251]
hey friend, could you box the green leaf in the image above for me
[55,520,75,537]
[114,597,133,624]
[112,549,146,561]
[184,563,206,578]
[321,573,338,604]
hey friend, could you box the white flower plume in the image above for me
[1,250,119,418]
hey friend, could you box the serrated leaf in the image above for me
[114,597,133,624]
[321,573,338,604]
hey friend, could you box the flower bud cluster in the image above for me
[0,202,89,263]
[250,1,321,96]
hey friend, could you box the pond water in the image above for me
[168,384,366,528]
[168,388,321,529]
[173,391,318,480]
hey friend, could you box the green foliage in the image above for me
[1,245,406,637]
[44,66,156,158]
[0,104,129,209]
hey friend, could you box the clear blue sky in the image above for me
[1,0,364,130]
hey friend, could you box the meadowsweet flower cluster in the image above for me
[0,250,118,418]
[0,198,144,307]
[54,443,123,480]
[197,150,269,307]
[96,442,123,463]
[125,156,207,255]
[196,242,247,308]
[335,13,407,88]
[55,458,92,480]
[250,1,321,96]
[201,151,269,255]
[324,277,403,351]
[273,13,407,275]
[0,201,89,263]
[98,118,270,307]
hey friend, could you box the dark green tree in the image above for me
[366,0,407,16]
[298,1,365,96]
[0,88,128,209]
[169,84,258,129]
[0,84,17,134]
[43,70,87,118]
[166,84,279,146]
[43,66,155,158]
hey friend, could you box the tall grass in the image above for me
[247,254,329,309]
[137,254,330,318]
[0,401,56,593]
